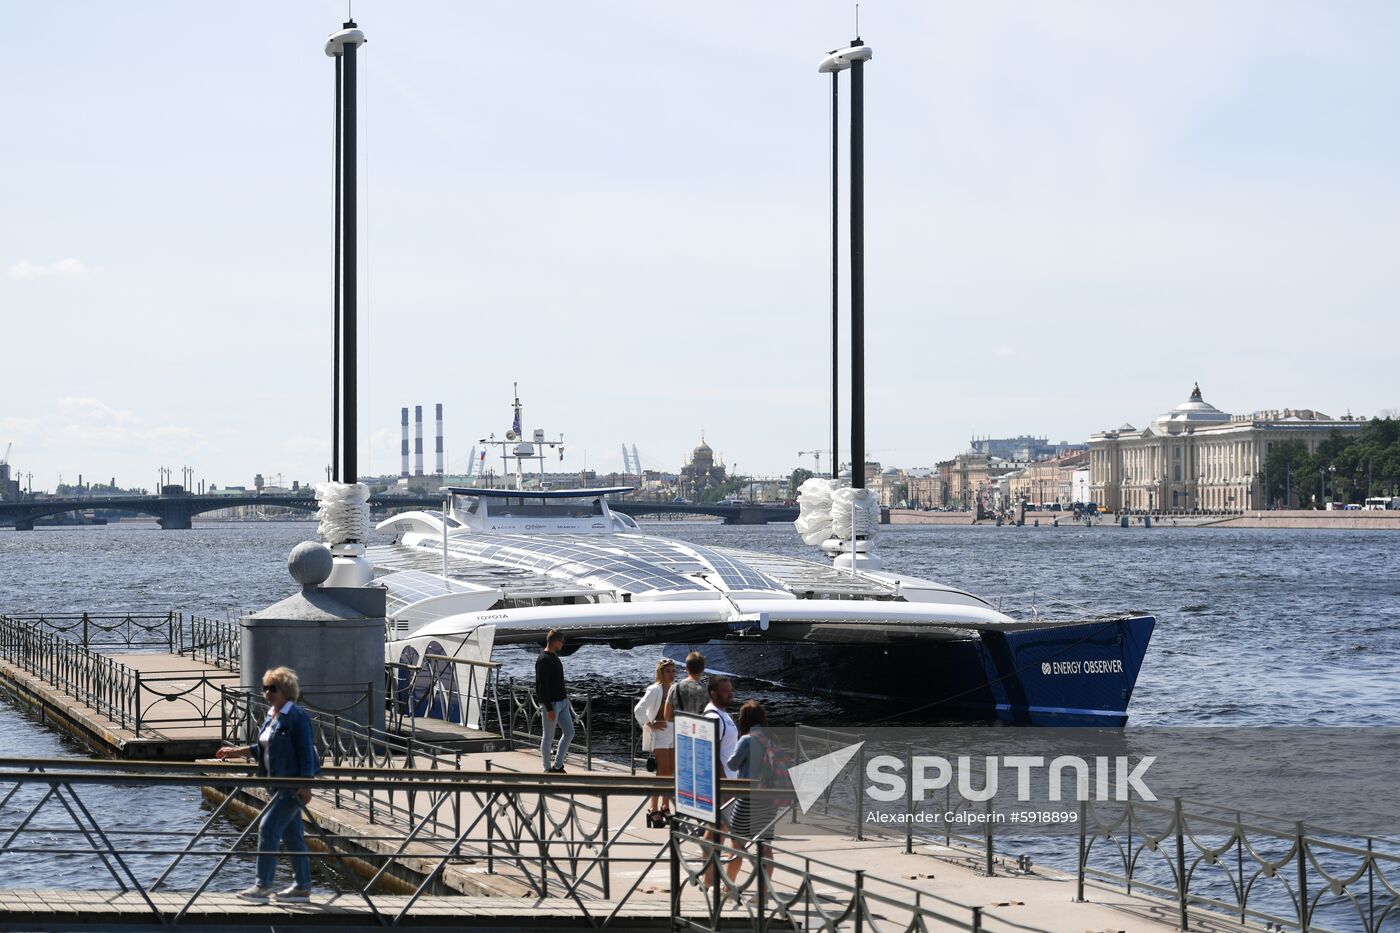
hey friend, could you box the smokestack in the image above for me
[400,407,410,478]
[414,405,425,476]
[435,403,444,475]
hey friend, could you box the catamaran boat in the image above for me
[368,481,1154,728]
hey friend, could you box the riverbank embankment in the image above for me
[888,508,1400,529]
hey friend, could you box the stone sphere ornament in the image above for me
[287,540,334,589]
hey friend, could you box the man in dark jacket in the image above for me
[536,629,573,772]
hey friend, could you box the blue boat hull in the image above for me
[673,614,1155,727]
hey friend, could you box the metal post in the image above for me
[332,21,361,483]
[830,69,840,480]
[133,669,141,736]
[849,41,865,493]
[1076,798,1086,902]
[1297,820,1308,932]
[854,868,865,933]
[81,612,89,649]
[585,696,593,772]
[1176,797,1188,931]
[669,830,681,931]
[855,742,865,840]
[984,796,994,877]
[904,743,913,854]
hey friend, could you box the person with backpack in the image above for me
[727,700,780,879]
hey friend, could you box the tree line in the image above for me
[1260,418,1400,507]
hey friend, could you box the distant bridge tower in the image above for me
[632,444,641,479]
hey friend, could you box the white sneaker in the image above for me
[276,885,312,903]
[236,884,274,902]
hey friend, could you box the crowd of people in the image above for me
[536,637,785,883]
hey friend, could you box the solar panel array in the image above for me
[709,546,898,598]
[372,533,794,599]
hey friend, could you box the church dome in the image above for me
[1152,383,1230,429]
[692,437,712,458]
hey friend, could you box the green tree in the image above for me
[1260,440,1308,508]
[788,467,814,498]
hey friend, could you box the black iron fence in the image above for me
[1079,796,1400,933]
[180,614,240,671]
[497,678,595,771]
[792,725,1400,933]
[0,757,1054,931]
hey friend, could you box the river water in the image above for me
[1,520,1397,893]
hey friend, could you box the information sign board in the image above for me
[674,711,719,824]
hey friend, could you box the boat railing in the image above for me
[385,652,503,739]
[989,592,1103,621]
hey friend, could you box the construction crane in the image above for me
[797,450,826,472]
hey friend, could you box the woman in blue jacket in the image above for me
[216,666,320,903]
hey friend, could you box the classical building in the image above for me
[1088,384,1365,512]
[936,450,1026,511]
[1005,450,1089,508]
[678,436,727,498]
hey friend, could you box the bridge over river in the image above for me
[0,494,799,530]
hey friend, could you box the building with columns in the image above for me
[1088,385,1365,512]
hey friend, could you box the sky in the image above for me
[2,1,1397,492]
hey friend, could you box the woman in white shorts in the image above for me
[633,657,677,825]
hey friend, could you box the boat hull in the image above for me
[669,614,1155,726]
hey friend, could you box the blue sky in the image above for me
[2,2,1396,491]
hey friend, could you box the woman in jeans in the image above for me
[215,666,320,903]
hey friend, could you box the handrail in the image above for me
[0,758,1049,931]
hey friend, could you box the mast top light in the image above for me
[325,26,366,57]
[818,44,873,74]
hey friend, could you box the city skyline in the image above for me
[3,2,1397,489]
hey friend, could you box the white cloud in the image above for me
[57,397,140,425]
[992,346,1018,359]
[8,258,88,279]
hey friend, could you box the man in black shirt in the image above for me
[536,629,573,772]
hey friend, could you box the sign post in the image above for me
[674,711,720,824]
[675,711,723,915]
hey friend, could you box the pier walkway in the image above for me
[0,758,1261,933]
[1,613,1392,931]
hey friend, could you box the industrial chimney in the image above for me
[400,407,410,478]
[414,405,424,476]
[435,403,444,475]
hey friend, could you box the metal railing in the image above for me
[792,726,1400,933]
[498,678,595,771]
[0,611,178,650]
[0,757,1053,931]
[668,815,1047,933]
[179,614,240,671]
[386,653,502,738]
[1079,796,1400,933]
[0,614,143,728]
